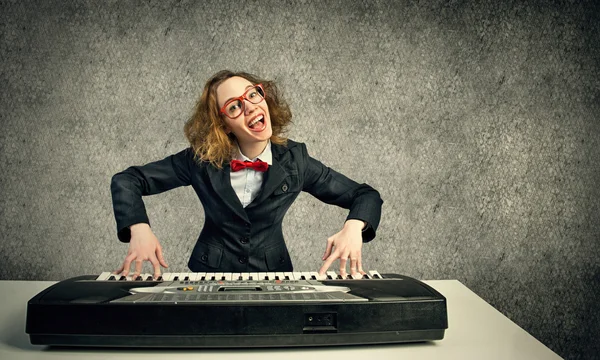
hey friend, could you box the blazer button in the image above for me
[238,256,248,264]
[279,256,285,264]
[201,254,208,262]
[281,183,289,192]
[240,237,249,244]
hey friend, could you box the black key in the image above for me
[248,276,253,280]
[134,276,142,281]
[145,276,153,281]
[184,276,190,281]
[108,275,116,281]
[311,275,317,280]
[300,275,306,280]
[238,276,243,280]
[336,274,343,279]
[157,276,163,281]
[362,274,370,279]
[173,276,179,281]
[119,276,126,281]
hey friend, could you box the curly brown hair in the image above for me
[184,70,292,168]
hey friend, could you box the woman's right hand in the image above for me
[114,223,168,280]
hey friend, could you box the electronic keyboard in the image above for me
[26,271,448,348]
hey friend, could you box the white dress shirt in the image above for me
[230,141,273,208]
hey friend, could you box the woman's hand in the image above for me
[319,219,366,278]
[113,223,168,279]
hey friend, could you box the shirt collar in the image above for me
[235,140,272,165]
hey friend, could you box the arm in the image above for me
[301,144,383,242]
[300,144,383,276]
[111,148,194,242]
[110,148,194,278]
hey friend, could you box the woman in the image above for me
[111,70,383,280]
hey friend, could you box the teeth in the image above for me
[249,115,263,127]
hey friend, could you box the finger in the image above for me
[120,254,135,277]
[322,239,333,261]
[339,257,348,278]
[113,264,124,275]
[357,257,366,276]
[149,256,161,279]
[319,251,339,276]
[349,257,359,277]
[156,245,168,268]
[133,259,143,279]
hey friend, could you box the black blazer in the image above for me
[111,140,383,272]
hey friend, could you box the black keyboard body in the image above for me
[26,273,447,348]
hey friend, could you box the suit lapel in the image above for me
[250,142,291,206]
[206,162,249,222]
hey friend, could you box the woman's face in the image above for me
[216,76,272,147]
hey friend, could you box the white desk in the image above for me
[0,279,562,360]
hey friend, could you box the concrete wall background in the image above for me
[1,1,598,358]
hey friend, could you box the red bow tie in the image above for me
[230,159,269,172]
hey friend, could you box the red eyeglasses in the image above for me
[219,84,265,119]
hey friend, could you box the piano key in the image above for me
[215,272,224,281]
[224,273,233,281]
[292,272,303,280]
[326,271,337,280]
[171,273,182,281]
[300,271,312,280]
[275,272,285,280]
[369,270,383,279]
[205,272,216,281]
[96,272,113,281]
[189,272,202,281]
[258,272,267,280]
[249,272,258,280]
[283,272,293,280]
[312,271,327,281]
[241,273,251,280]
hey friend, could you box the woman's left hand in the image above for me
[319,219,367,278]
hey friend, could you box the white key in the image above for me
[162,273,174,281]
[140,273,152,281]
[283,272,294,280]
[181,273,193,281]
[96,272,112,281]
[311,271,327,281]
[189,273,201,281]
[300,271,312,280]
[241,273,251,280]
[275,272,285,280]
[258,272,267,280]
[266,272,277,280]
[215,272,224,281]
[206,272,216,280]
[224,273,233,281]
[173,273,183,281]
[327,271,338,280]
[249,272,259,280]
[292,272,303,280]
[369,270,383,279]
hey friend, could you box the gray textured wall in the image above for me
[1,0,598,358]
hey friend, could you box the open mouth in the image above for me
[248,114,266,131]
